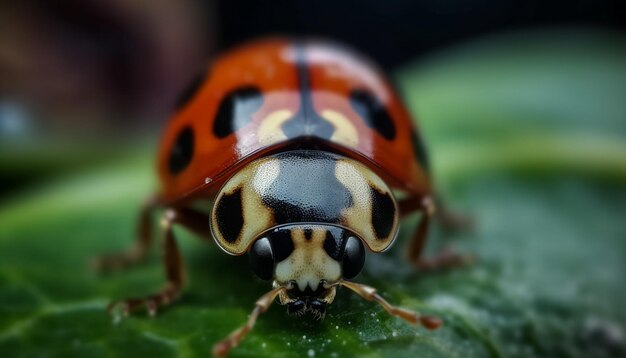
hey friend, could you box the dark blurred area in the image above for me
[0,0,213,132]
[1,0,623,131]
[219,0,625,69]
[0,0,624,197]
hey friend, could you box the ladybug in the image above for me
[94,38,465,357]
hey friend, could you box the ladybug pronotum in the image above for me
[94,38,463,357]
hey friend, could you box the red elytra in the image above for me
[156,38,431,205]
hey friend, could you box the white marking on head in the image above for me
[334,160,398,252]
[252,158,281,196]
[274,228,341,291]
[334,161,376,243]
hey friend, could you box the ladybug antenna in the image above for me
[337,280,442,330]
[212,285,287,357]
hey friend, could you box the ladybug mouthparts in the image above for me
[286,296,327,319]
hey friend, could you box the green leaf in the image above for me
[1,28,625,357]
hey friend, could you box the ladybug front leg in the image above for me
[106,207,212,316]
[212,286,287,357]
[337,280,442,329]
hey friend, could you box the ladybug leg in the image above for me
[413,246,475,271]
[434,196,473,232]
[167,206,214,241]
[404,196,434,265]
[107,208,190,317]
[213,286,287,357]
[404,196,473,270]
[91,200,215,272]
[338,280,442,329]
[90,196,159,272]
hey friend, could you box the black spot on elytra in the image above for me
[213,87,263,138]
[261,151,353,225]
[411,130,431,173]
[350,89,396,140]
[215,188,244,243]
[268,228,294,263]
[370,187,395,240]
[174,73,205,110]
[168,126,194,174]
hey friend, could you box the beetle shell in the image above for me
[156,38,431,205]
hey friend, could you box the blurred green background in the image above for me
[1,1,625,357]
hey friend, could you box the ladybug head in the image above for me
[247,223,365,317]
[210,149,399,315]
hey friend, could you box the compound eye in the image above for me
[249,237,274,280]
[342,236,365,279]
